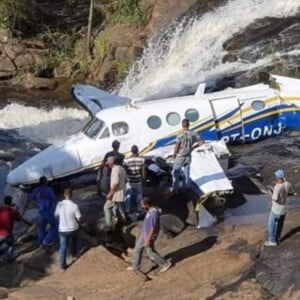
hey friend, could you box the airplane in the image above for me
[6,73,300,186]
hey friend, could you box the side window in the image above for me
[251,100,266,111]
[147,115,162,130]
[166,112,181,126]
[185,108,199,122]
[99,127,110,139]
[112,122,129,136]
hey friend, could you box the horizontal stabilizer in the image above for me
[72,84,131,115]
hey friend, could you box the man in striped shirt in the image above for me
[124,145,145,214]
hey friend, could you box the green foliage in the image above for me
[94,34,108,61]
[113,59,131,81]
[39,31,76,68]
[0,0,37,30]
[112,0,150,27]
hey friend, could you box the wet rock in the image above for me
[22,75,58,90]
[223,16,300,51]
[113,46,143,61]
[222,53,238,63]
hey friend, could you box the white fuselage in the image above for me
[7,74,300,186]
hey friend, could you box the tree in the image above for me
[86,0,94,59]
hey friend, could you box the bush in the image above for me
[94,34,108,61]
[112,0,150,27]
[0,0,37,30]
[113,59,131,81]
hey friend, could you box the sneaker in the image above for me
[264,241,277,247]
[159,261,172,273]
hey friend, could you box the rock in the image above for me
[215,279,264,300]
[9,286,65,300]
[4,44,25,60]
[0,57,16,78]
[222,53,238,63]
[255,209,300,297]
[0,29,11,43]
[160,214,185,234]
[22,75,58,90]
[114,46,143,61]
[0,287,9,299]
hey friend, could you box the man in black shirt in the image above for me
[96,140,125,195]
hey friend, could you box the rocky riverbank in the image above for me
[0,136,300,299]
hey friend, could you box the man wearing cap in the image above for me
[96,140,125,195]
[172,119,204,194]
[265,169,295,246]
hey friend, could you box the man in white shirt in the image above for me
[265,169,295,246]
[55,188,81,270]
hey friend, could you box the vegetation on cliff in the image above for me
[0,0,152,87]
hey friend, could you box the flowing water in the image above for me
[0,0,299,200]
[119,0,300,99]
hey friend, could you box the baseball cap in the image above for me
[275,169,285,179]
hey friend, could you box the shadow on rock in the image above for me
[165,235,217,264]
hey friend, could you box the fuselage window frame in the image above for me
[147,115,162,130]
[166,112,181,126]
[251,100,266,111]
[185,108,199,123]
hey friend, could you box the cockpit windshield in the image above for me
[83,118,105,139]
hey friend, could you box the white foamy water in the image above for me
[0,103,89,144]
[119,0,300,98]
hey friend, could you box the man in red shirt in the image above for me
[0,196,21,262]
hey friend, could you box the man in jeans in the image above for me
[0,196,21,262]
[172,119,204,194]
[55,188,81,270]
[127,198,171,273]
[124,145,145,215]
[104,156,127,226]
[28,176,57,247]
[265,169,291,246]
[96,140,125,195]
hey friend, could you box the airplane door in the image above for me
[209,97,244,143]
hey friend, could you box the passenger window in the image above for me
[166,112,181,126]
[147,116,161,130]
[112,122,129,136]
[185,108,199,122]
[99,127,110,139]
[251,100,266,111]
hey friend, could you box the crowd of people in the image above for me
[0,118,297,273]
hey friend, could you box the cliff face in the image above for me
[0,0,299,91]
[0,0,217,89]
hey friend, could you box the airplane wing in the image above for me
[72,84,131,116]
[146,140,233,194]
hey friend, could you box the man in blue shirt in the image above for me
[127,198,171,273]
[28,176,57,247]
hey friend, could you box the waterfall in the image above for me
[119,0,299,99]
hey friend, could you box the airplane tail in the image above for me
[72,84,131,116]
